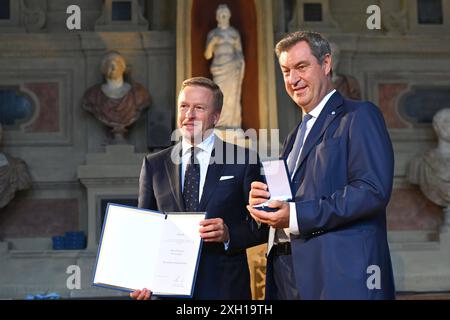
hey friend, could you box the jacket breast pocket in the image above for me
[217,178,237,187]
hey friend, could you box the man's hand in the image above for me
[130,288,152,300]
[247,200,290,229]
[199,218,229,243]
[249,181,270,206]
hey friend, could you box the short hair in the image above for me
[179,77,223,113]
[100,51,127,75]
[275,31,331,65]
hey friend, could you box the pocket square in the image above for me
[220,176,234,181]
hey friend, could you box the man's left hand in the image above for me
[246,200,290,229]
[199,218,229,242]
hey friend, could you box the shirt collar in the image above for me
[307,89,336,119]
[182,133,216,156]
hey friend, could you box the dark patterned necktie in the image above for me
[183,147,200,212]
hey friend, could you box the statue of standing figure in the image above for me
[408,108,450,231]
[204,4,245,129]
[82,51,150,143]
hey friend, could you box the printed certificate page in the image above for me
[93,204,204,297]
[151,213,204,296]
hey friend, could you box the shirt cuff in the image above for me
[289,202,300,235]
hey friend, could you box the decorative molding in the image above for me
[378,83,410,129]
[327,34,450,55]
[380,0,407,36]
[0,0,46,32]
[0,70,73,146]
[0,0,24,32]
[21,0,46,32]
[389,128,436,142]
[407,0,450,34]
[366,72,450,130]
[288,0,340,33]
[95,0,148,32]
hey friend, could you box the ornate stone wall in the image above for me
[0,1,176,299]
[1,0,449,299]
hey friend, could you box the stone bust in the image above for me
[408,108,450,208]
[330,42,361,100]
[0,124,32,208]
[204,4,245,129]
[82,51,150,142]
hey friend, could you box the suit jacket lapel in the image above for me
[293,91,344,175]
[198,139,225,212]
[164,143,186,211]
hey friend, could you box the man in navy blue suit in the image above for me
[248,31,396,299]
[131,77,267,300]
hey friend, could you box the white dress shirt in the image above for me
[181,133,215,201]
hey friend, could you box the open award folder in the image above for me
[92,203,205,298]
[253,159,293,212]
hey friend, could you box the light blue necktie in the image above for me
[287,114,313,177]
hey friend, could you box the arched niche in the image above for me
[176,0,278,131]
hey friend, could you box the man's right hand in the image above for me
[249,181,270,206]
[130,288,152,300]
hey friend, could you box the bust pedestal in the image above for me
[77,144,145,250]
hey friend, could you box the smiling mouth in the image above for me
[293,86,307,94]
[182,123,200,131]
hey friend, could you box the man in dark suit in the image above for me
[247,31,396,299]
[131,77,267,300]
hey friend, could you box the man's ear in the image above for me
[322,54,332,76]
[214,113,221,125]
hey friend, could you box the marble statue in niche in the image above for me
[408,108,450,231]
[204,4,245,129]
[82,51,150,143]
